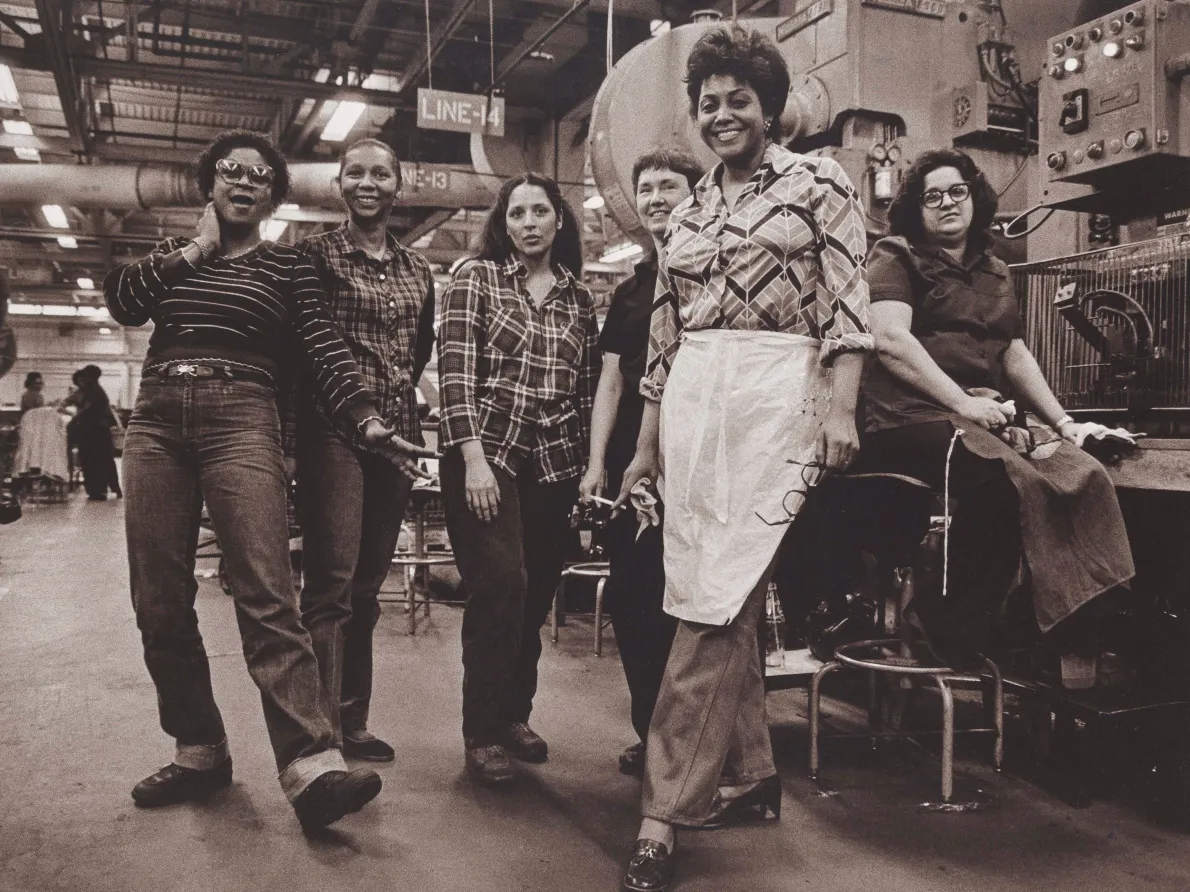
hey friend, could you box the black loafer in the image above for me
[343,730,395,762]
[619,742,646,777]
[292,768,382,831]
[623,839,675,892]
[131,759,233,808]
[501,722,548,763]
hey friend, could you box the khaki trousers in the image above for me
[640,568,776,825]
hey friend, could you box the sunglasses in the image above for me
[921,182,971,209]
[755,460,826,527]
[215,158,275,188]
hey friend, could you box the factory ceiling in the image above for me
[0,0,685,309]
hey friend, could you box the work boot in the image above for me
[292,768,382,831]
[343,729,395,762]
[131,759,233,808]
[501,722,548,762]
[465,743,515,784]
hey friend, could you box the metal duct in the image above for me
[0,163,500,210]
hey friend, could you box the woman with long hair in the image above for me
[613,27,873,891]
[104,129,428,830]
[437,172,600,784]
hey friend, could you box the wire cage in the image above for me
[1012,234,1190,428]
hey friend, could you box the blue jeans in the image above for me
[298,408,413,738]
[123,378,346,800]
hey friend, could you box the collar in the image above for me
[694,142,785,208]
[500,255,577,291]
[913,239,1004,278]
[332,221,403,263]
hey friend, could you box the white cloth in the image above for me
[658,330,832,626]
[630,477,660,540]
[13,406,69,480]
[1072,422,1136,449]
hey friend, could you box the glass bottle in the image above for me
[764,582,786,669]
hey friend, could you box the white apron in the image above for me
[659,329,832,626]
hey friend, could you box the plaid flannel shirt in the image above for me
[297,224,435,450]
[438,257,600,483]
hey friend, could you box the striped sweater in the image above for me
[104,238,378,435]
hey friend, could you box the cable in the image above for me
[424,0,433,90]
[996,153,1029,198]
[942,427,964,601]
[1003,203,1057,240]
[489,0,495,86]
[606,0,614,75]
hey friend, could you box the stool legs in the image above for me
[933,676,957,803]
[594,577,605,657]
[809,661,841,780]
[551,581,562,644]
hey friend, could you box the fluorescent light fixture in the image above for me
[600,242,645,263]
[76,277,95,290]
[57,235,78,249]
[583,194,606,210]
[3,119,32,135]
[77,306,110,319]
[14,147,40,162]
[260,219,288,241]
[42,304,77,316]
[8,303,41,315]
[0,65,18,105]
[99,327,113,335]
[314,67,331,83]
[362,72,399,91]
[42,204,69,228]
[321,101,366,142]
[650,19,671,36]
[278,203,300,211]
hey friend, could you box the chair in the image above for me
[11,407,70,502]
[387,483,454,635]
[551,561,613,656]
[807,472,1004,808]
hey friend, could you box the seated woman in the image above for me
[857,147,1134,676]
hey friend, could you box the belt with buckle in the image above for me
[148,362,274,388]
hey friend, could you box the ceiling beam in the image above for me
[397,0,479,96]
[399,208,456,246]
[35,0,91,152]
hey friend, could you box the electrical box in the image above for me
[1039,0,1190,213]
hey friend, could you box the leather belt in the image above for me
[146,362,274,388]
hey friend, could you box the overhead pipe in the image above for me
[488,0,592,93]
[0,163,501,210]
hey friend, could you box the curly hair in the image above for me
[685,27,790,140]
[887,148,999,256]
[476,173,583,280]
[195,129,290,205]
[24,372,42,388]
[631,149,705,192]
[339,137,402,189]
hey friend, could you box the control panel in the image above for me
[1039,0,1190,186]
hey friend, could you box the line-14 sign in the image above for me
[417,89,505,137]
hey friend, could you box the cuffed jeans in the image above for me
[603,509,675,744]
[123,378,344,801]
[641,567,776,825]
[298,408,414,739]
[440,447,577,746]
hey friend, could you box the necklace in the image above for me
[222,242,262,261]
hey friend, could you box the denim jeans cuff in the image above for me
[174,739,230,771]
[278,749,348,802]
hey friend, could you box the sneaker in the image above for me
[292,768,382,831]
[131,759,233,808]
[343,729,395,762]
[501,722,548,763]
[465,743,515,784]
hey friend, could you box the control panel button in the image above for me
[1124,128,1147,150]
[1046,152,1067,170]
[1124,32,1145,50]
[1073,149,1086,164]
[1063,55,1084,73]
[1109,138,1123,154]
[1088,26,1103,41]
[1109,18,1123,33]
[1103,40,1123,58]
[1086,141,1105,159]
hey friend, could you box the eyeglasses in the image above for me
[921,182,971,209]
[215,158,275,188]
[755,460,826,527]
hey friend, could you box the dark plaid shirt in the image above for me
[438,257,600,483]
[298,224,435,448]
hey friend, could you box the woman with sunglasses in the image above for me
[104,129,429,830]
[612,27,872,892]
[438,172,599,784]
[857,147,1134,677]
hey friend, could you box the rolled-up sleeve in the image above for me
[639,259,682,403]
[437,261,485,447]
[811,157,874,364]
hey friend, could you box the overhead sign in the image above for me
[407,164,452,194]
[417,88,505,137]
[777,0,833,42]
[861,0,946,18]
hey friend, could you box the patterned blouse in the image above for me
[641,143,874,402]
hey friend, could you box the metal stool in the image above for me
[807,472,1004,809]
[387,484,454,635]
[551,561,612,656]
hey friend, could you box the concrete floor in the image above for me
[2,496,1190,892]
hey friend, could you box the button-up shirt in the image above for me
[862,235,1023,433]
[642,143,873,402]
[298,224,435,448]
[438,257,600,483]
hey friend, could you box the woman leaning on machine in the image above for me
[854,147,1135,675]
[103,129,429,831]
[613,26,873,892]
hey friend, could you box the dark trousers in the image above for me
[603,509,675,744]
[298,409,414,739]
[77,424,120,498]
[856,421,1021,658]
[122,379,335,780]
[440,448,577,746]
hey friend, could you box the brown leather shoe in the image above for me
[292,768,382,831]
[619,742,646,777]
[465,743,515,784]
[501,722,548,762]
[131,760,233,808]
[343,729,395,762]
